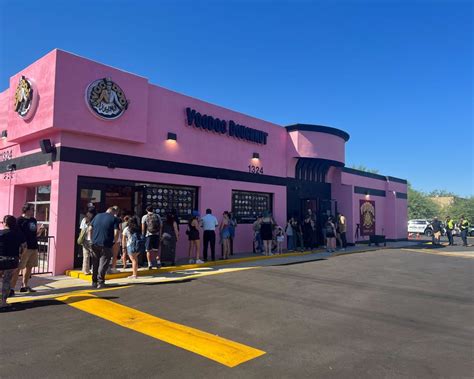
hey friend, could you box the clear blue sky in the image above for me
[1,0,472,196]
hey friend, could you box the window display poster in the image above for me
[359,199,376,236]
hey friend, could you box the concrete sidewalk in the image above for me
[15,240,424,298]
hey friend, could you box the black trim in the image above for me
[0,151,55,173]
[294,158,344,182]
[396,192,408,199]
[57,146,288,187]
[387,176,408,184]
[354,186,386,197]
[342,167,387,181]
[285,124,350,142]
[342,167,407,184]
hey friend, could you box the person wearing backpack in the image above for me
[122,217,143,279]
[141,206,162,269]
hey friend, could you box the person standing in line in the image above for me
[141,206,162,269]
[302,214,314,250]
[276,226,285,254]
[201,209,218,261]
[187,211,203,264]
[337,213,347,250]
[79,207,97,274]
[160,213,179,266]
[88,207,120,288]
[445,215,455,246]
[325,216,337,253]
[220,211,232,260]
[122,217,141,279]
[0,215,26,310]
[430,217,442,246]
[260,212,274,256]
[228,212,237,256]
[285,218,294,251]
[252,215,263,254]
[109,206,122,274]
[120,215,131,268]
[459,215,470,247]
[292,218,304,251]
[11,203,45,293]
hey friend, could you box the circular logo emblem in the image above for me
[14,76,38,120]
[85,78,128,120]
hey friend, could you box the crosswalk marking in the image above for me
[56,293,266,368]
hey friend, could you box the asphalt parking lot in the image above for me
[1,245,473,378]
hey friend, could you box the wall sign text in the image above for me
[186,107,268,145]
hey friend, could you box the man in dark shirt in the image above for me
[1,215,26,309]
[88,207,119,288]
[11,203,45,293]
[430,217,442,246]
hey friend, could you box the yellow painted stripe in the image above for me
[401,248,474,258]
[65,249,321,281]
[7,285,133,304]
[56,293,266,367]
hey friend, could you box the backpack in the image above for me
[146,213,160,234]
[128,232,146,254]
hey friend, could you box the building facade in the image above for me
[0,50,408,275]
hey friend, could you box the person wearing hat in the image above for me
[187,210,203,264]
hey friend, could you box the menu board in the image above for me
[144,185,197,223]
[232,190,272,224]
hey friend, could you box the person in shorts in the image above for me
[1,215,26,310]
[141,206,162,269]
[11,203,45,293]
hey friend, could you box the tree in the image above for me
[445,196,474,223]
[350,165,379,174]
[428,189,456,197]
[407,183,440,219]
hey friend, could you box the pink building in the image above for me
[0,50,408,275]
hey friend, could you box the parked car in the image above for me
[469,226,474,237]
[407,219,433,236]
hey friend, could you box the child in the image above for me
[276,226,285,255]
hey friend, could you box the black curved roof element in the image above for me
[295,158,344,183]
[285,124,350,142]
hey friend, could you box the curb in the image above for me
[65,249,321,281]
[65,243,426,282]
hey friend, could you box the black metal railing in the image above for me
[31,236,54,275]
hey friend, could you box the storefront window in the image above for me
[144,184,197,223]
[232,190,272,224]
[25,184,51,226]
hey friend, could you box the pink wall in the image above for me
[7,50,57,143]
[288,130,345,163]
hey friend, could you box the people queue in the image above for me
[77,206,241,287]
[1,203,348,304]
[0,203,45,310]
[252,210,348,255]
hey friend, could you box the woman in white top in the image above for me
[121,217,141,279]
[79,207,96,274]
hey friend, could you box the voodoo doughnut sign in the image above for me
[13,76,38,120]
[85,78,128,120]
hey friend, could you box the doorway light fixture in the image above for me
[167,132,177,141]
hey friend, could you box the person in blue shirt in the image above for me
[88,207,120,288]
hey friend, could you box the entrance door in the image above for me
[75,180,140,268]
